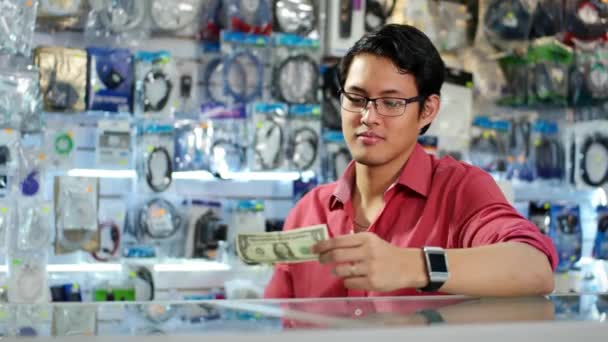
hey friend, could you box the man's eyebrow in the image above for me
[344,85,406,97]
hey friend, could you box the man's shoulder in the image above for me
[432,155,496,190]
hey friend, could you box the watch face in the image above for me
[429,253,448,273]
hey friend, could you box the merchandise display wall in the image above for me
[0,0,607,338]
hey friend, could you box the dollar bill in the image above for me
[236,224,329,264]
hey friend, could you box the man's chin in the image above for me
[352,155,387,167]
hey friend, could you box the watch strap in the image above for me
[417,308,445,325]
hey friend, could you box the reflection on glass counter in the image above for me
[0,294,608,338]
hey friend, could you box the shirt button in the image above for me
[354,308,363,317]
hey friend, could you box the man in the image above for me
[265,24,557,298]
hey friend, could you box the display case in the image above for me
[1,294,607,340]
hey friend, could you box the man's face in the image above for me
[341,53,430,167]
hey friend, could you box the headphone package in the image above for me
[251,102,288,171]
[137,122,175,193]
[563,0,608,44]
[34,46,87,112]
[53,176,99,254]
[96,118,133,169]
[13,200,53,255]
[44,120,76,170]
[149,0,203,37]
[185,199,227,259]
[7,253,49,304]
[322,131,351,182]
[573,120,608,188]
[174,119,211,172]
[530,119,565,180]
[286,104,321,172]
[0,69,42,132]
[224,0,272,35]
[271,34,320,105]
[527,40,573,106]
[0,128,19,197]
[87,47,134,113]
[85,0,150,45]
[220,31,271,104]
[529,0,564,40]
[549,203,582,272]
[203,103,249,175]
[37,0,87,31]
[135,51,178,119]
[16,147,45,199]
[0,0,38,56]
[124,195,185,258]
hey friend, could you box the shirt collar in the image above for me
[330,143,432,209]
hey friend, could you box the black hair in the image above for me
[339,24,445,135]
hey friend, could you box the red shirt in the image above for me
[264,144,558,298]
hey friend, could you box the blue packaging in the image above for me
[87,47,133,112]
[549,203,582,272]
[593,206,608,260]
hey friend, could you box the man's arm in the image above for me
[313,234,555,297]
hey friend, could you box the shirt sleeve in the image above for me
[451,168,558,271]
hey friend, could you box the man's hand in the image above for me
[311,232,428,292]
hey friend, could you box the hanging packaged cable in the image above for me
[580,133,608,187]
[273,54,319,104]
[205,103,249,175]
[192,210,227,259]
[136,198,182,240]
[252,103,288,171]
[287,125,320,171]
[91,221,121,262]
[564,0,608,42]
[135,51,177,117]
[146,146,173,193]
[321,64,343,130]
[273,0,317,36]
[593,207,608,260]
[483,0,533,50]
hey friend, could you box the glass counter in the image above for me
[1,294,607,340]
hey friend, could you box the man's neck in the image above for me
[354,145,416,204]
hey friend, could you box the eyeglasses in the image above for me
[339,90,423,117]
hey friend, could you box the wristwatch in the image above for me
[419,246,449,292]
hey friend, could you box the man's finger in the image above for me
[343,277,370,290]
[333,262,367,278]
[312,233,367,254]
[319,247,366,264]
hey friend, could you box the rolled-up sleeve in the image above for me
[451,169,558,271]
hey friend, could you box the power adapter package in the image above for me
[53,176,100,254]
[34,46,87,112]
[87,47,134,113]
[185,199,227,259]
[96,118,133,169]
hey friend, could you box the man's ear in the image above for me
[418,94,441,130]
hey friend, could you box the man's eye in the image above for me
[349,97,366,105]
[381,99,403,108]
